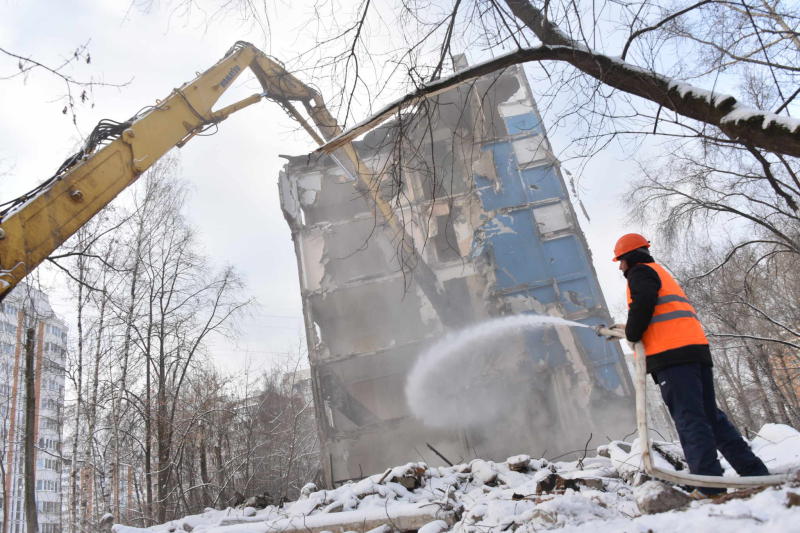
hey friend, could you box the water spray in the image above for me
[404,314,592,428]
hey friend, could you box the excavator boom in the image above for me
[0,42,453,325]
[0,42,312,297]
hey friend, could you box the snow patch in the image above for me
[721,106,800,132]
[113,427,799,533]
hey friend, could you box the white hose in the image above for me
[631,340,789,488]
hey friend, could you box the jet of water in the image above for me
[405,314,590,428]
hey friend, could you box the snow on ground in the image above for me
[113,424,800,533]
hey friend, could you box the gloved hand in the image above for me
[608,323,627,342]
[595,324,627,340]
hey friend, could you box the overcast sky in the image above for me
[0,0,637,375]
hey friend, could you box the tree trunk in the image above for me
[70,274,85,533]
[144,361,153,525]
[24,326,38,533]
[199,434,210,508]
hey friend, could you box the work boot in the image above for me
[688,488,725,500]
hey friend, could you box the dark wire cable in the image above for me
[2,40,238,221]
[0,113,145,220]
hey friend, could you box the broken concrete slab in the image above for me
[634,480,692,514]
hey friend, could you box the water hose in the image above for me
[595,325,789,488]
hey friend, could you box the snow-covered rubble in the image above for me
[113,424,800,533]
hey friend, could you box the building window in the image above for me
[434,213,461,262]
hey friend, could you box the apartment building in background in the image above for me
[0,286,67,533]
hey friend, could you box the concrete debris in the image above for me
[651,442,687,471]
[116,424,800,533]
[470,459,498,485]
[634,480,692,514]
[506,454,532,472]
[364,525,392,533]
[786,491,800,507]
[607,438,690,485]
[301,483,318,498]
[533,470,604,494]
[379,462,428,490]
[418,520,450,533]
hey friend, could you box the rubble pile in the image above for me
[113,424,800,533]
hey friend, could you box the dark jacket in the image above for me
[623,250,712,374]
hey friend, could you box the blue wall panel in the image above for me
[521,165,563,202]
[558,278,596,313]
[529,285,557,305]
[504,113,543,135]
[541,236,587,279]
[475,142,525,210]
[472,127,627,394]
[484,211,547,289]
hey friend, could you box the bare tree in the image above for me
[56,158,253,527]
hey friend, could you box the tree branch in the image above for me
[708,332,800,350]
[318,44,800,158]
[620,0,714,60]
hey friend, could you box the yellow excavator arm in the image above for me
[0,42,319,297]
[0,41,454,322]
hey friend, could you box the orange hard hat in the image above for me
[613,233,650,261]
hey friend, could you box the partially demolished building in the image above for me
[279,59,634,486]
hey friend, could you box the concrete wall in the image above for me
[279,62,634,486]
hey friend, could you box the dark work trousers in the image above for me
[652,362,769,493]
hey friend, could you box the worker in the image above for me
[613,233,769,497]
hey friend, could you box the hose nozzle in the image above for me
[595,324,626,339]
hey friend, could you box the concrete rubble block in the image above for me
[218,504,456,533]
[417,519,450,533]
[571,477,605,491]
[506,454,532,472]
[634,480,692,514]
[786,492,800,508]
[651,441,688,471]
[534,473,574,494]
[454,463,471,474]
[379,462,428,490]
[596,445,611,458]
[301,483,319,498]
[534,468,608,495]
[364,526,391,533]
[469,459,498,485]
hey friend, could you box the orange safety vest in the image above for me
[626,262,708,356]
